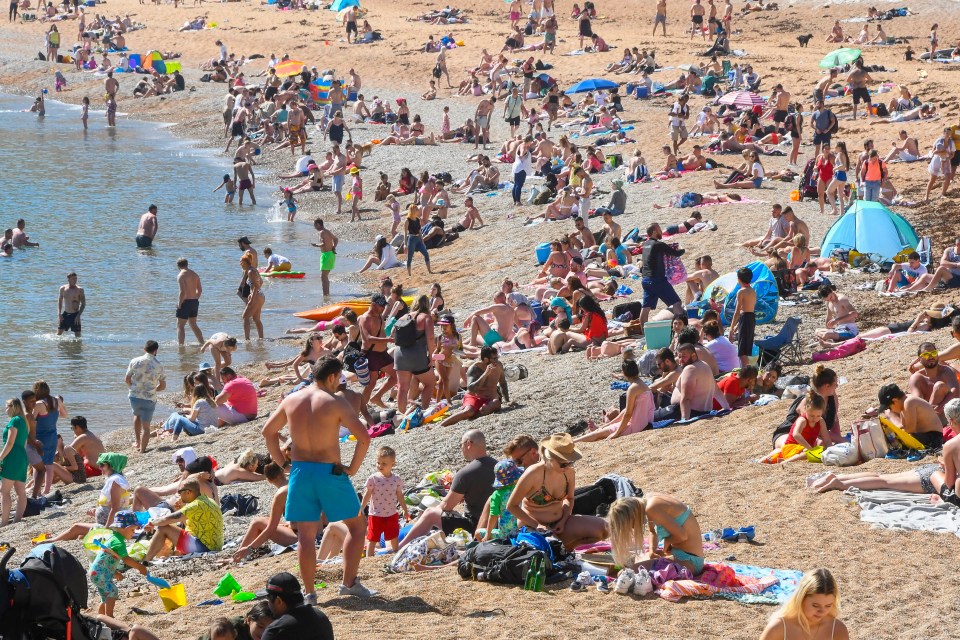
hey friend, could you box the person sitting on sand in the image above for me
[876,382,944,450]
[771,366,841,449]
[883,129,921,163]
[575,360,654,442]
[685,255,719,303]
[69,415,106,478]
[464,291,518,348]
[883,251,926,293]
[215,449,265,486]
[653,343,727,421]
[141,477,224,561]
[826,20,845,43]
[906,342,960,421]
[759,569,849,640]
[607,493,705,575]
[714,151,764,189]
[131,454,218,514]
[813,285,859,346]
[49,452,130,542]
[762,390,836,463]
[438,347,510,427]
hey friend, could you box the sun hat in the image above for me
[97,452,128,474]
[111,510,138,529]
[612,179,624,189]
[198,362,213,372]
[349,166,360,174]
[927,303,950,319]
[493,460,524,488]
[539,433,582,463]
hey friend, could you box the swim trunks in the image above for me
[59,312,82,333]
[231,121,245,137]
[320,250,336,271]
[135,234,153,248]
[640,276,680,309]
[285,461,362,523]
[238,179,252,190]
[364,348,393,374]
[332,174,344,193]
[477,115,490,129]
[366,514,400,542]
[482,328,505,347]
[915,463,940,494]
[737,311,756,357]
[84,461,103,478]
[851,87,871,105]
[914,431,944,451]
[462,393,496,413]
[176,299,200,319]
[835,323,859,341]
[654,13,666,25]
[175,529,210,555]
[692,15,703,24]
[346,20,357,34]
[773,109,788,123]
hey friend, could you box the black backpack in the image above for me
[572,476,643,517]
[220,493,260,517]
[457,539,562,585]
[0,543,95,640]
[393,313,420,348]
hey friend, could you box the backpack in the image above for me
[457,539,561,585]
[828,111,839,135]
[0,543,95,640]
[852,420,888,462]
[572,476,642,517]
[393,313,420,348]
[432,64,442,79]
[220,494,260,517]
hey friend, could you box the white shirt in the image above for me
[705,337,740,373]
[295,156,313,173]
[670,101,687,128]
[512,151,533,175]
[752,161,765,179]
[267,254,290,268]
[219,43,228,62]
[378,244,401,269]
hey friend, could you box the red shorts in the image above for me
[84,462,103,478]
[366,513,400,542]
[462,393,495,413]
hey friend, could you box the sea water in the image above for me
[0,94,362,431]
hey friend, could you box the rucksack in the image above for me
[220,494,260,517]
[432,64,442,79]
[852,420,888,462]
[0,543,95,640]
[457,539,561,585]
[572,476,642,517]
[393,313,420,348]
[828,111,839,134]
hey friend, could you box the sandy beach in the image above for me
[3,1,960,638]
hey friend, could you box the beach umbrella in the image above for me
[274,60,306,78]
[819,47,861,69]
[565,78,618,95]
[717,90,764,108]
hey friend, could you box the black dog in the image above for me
[797,34,813,47]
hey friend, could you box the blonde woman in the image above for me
[214,449,265,485]
[759,568,848,639]
[607,494,705,575]
[0,398,29,527]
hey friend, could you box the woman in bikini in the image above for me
[507,434,608,549]
[575,359,654,439]
[759,569,849,640]
[607,492,706,575]
[535,241,571,282]
[200,334,238,386]
[240,256,264,340]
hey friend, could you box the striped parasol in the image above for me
[717,90,765,109]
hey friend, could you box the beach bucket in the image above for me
[535,242,552,265]
[213,573,242,598]
[159,584,187,612]
[635,85,649,99]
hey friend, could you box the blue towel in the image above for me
[652,409,733,430]
[610,380,630,391]
[719,564,804,605]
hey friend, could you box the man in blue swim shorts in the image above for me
[637,223,686,328]
[263,356,374,603]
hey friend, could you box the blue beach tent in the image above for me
[330,0,360,11]
[697,261,779,326]
[820,200,919,263]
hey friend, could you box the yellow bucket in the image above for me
[159,583,186,612]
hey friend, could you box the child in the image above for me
[89,510,148,617]
[728,266,757,367]
[208,618,238,640]
[374,172,391,201]
[421,79,437,101]
[359,446,409,556]
[282,187,297,221]
[349,166,363,222]
[526,108,539,135]
[54,70,66,92]
[81,96,89,131]
[213,174,236,204]
[482,460,523,540]
[385,194,401,236]
[433,316,464,403]
[762,390,832,464]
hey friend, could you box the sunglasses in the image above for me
[557,460,574,469]
[919,350,939,360]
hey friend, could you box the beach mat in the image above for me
[652,409,733,430]
[658,563,801,604]
[846,488,960,537]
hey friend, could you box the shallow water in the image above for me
[0,93,362,432]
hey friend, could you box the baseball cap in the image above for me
[173,447,198,466]
[265,572,302,597]
[878,383,905,409]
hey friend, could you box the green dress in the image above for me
[0,416,29,482]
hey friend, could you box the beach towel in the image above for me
[652,409,733,430]
[846,488,960,537]
[657,562,791,603]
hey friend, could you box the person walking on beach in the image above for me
[57,272,85,338]
[653,0,667,36]
[233,157,256,206]
[262,355,374,602]
[9,0,19,22]
[847,59,874,121]
[637,223,685,329]
[503,86,526,138]
[474,96,495,150]
[176,258,203,345]
[311,218,338,297]
[124,340,166,454]
[690,0,706,40]
[135,205,158,249]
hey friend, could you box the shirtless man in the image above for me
[439,347,510,427]
[262,356,373,601]
[311,218,338,297]
[649,348,682,407]
[907,342,960,421]
[225,102,250,155]
[598,210,621,245]
[286,100,306,157]
[770,84,792,128]
[69,416,106,478]
[465,291,517,347]
[680,145,707,170]
[884,130,921,163]
[57,272,85,337]
[11,219,39,248]
[763,207,809,253]
[474,96,496,150]
[685,255,719,303]
[175,258,203,345]
[104,70,119,100]
[813,69,838,105]
[877,383,944,450]
[135,204,158,249]
[729,266,758,367]
[654,343,723,421]
[690,0,706,40]
[358,295,396,407]
[722,0,733,33]
[233,158,256,206]
[457,196,484,230]
[653,0,667,36]
[342,5,358,44]
[847,59,874,121]
[569,216,596,250]
[814,285,859,345]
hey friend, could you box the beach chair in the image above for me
[755,316,803,368]
[916,237,931,268]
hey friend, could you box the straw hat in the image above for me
[539,433,582,463]
[927,303,952,319]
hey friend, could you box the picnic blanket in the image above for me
[652,408,733,430]
[847,488,960,537]
[657,562,799,604]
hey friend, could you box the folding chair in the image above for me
[755,317,803,368]
[916,237,932,268]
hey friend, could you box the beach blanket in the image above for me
[652,409,733,430]
[657,562,796,604]
[571,125,635,139]
[847,488,960,537]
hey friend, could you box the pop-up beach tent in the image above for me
[330,0,360,11]
[697,261,779,326]
[820,200,919,263]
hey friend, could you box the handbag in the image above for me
[852,420,888,462]
[664,243,687,286]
